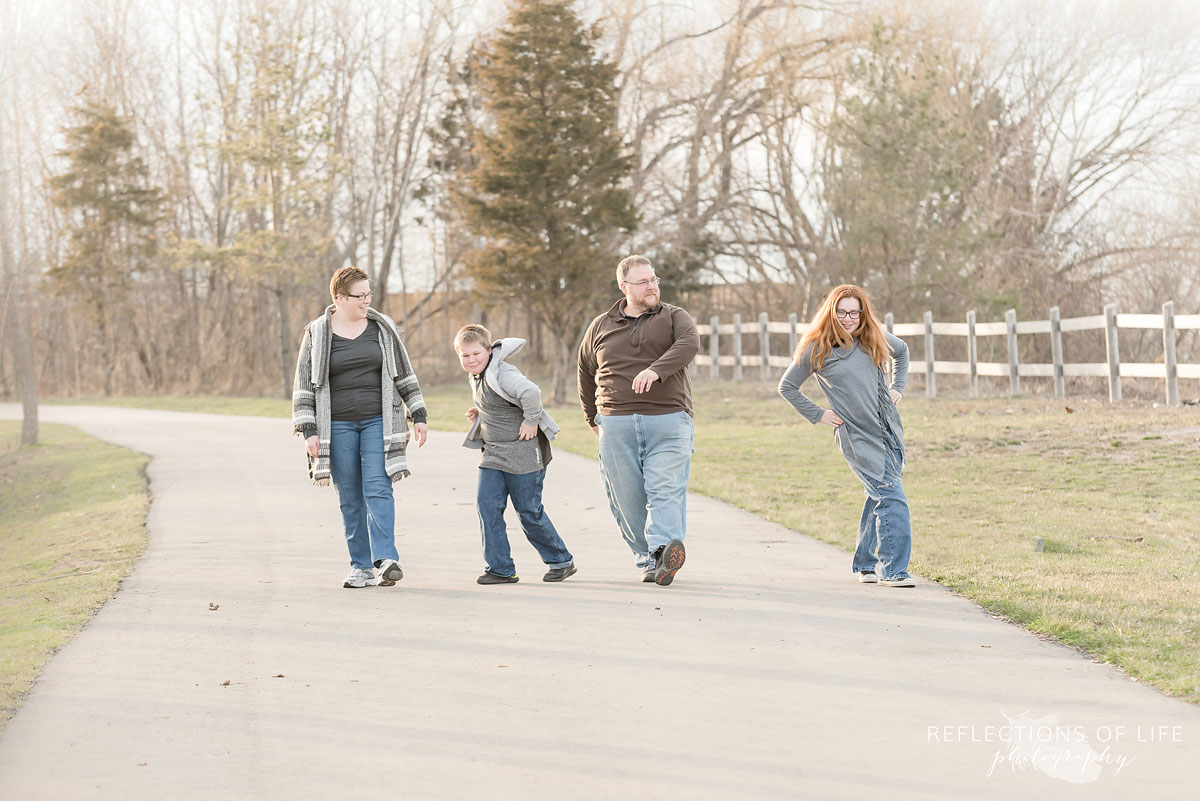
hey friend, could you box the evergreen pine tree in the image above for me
[459,0,636,402]
[50,101,161,396]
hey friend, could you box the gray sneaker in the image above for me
[376,559,403,586]
[880,574,916,588]
[343,567,376,588]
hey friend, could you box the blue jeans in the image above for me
[477,468,573,577]
[596,411,694,570]
[852,427,912,580]
[329,416,399,570]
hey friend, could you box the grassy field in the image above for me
[33,380,1200,703]
[0,422,150,728]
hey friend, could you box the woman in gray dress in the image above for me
[778,284,915,587]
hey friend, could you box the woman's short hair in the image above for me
[330,266,370,301]
[453,324,493,352]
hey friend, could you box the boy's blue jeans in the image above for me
[852,427,912,580]
[329,416,399,570]
[477,467,573,577]
[596,411,694,570]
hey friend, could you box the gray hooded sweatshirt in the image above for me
[778,332,909,483]
[463,337,558,473]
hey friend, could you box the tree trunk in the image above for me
[274,286,292,399]
[550,332,572,407]
[0,181,37,443]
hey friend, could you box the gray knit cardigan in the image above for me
[292,306,426,486]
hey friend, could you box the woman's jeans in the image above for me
[329,416,399,570]
[476,467,573,577]
[852,427,912,580]
[596,411,694,570]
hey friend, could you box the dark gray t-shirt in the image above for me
[472,374,548,474]
[329,319,383,421]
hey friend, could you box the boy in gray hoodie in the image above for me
[454,325,576,585]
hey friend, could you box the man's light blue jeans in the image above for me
[596,411,694,570]
[329,416,399,570]
[852,426,912,580]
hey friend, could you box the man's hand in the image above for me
[413,423,428,447]
[466,406,478,421]
[518,423,537,441]
[632,368,660,394]
[305,435,319,459]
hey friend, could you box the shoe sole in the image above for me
[654,540,686,586]
[379,563,404,585]
[343,580,375,588]
[543,566,577,582]
[880,578,916,587]
[477,575,519,585]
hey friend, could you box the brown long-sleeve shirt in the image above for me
[577,299,700,426]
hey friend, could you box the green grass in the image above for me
[48,381,1200,702]
[0,422,150,728]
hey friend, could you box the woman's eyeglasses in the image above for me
[344,292,373,301]
[836,310,861,320]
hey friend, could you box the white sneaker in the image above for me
[857,571,879,584]
[377,559,403,586]
[880,574,916,588]
[343,567,376,588]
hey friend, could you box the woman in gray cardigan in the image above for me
[778,284,915,587]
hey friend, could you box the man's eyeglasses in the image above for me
[344,292,373,301]
[624,277,661,288]
[836,310,862,320]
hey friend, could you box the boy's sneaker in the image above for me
[641,569,656,583]
[652,539,686,586]
[477,571,519,585]
[857,571,879,584]
[880,574,916,588]
[343,568,376,588]
[376,559,403,586]
[543,563,577,582]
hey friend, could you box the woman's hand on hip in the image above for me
[518,423,537,441]
[465,406,478,422]
[413,423,428,448]
[305,435,319,458]
[820,410,844,428]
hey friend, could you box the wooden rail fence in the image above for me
[691,302,1199,405]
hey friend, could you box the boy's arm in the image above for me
[496,364,543,426]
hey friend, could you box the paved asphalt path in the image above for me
[0,405,1197,800]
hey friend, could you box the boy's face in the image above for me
[457,341,491,376]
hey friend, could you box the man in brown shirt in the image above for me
[578,255,700,585]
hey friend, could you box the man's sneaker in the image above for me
[343,567,376,588]
[641,569,656,583]
[543,563,577,582]
[477,571,519,585]
[857,571,879,584]
[880,574,916,588]
[652,539,686,586]
[376,559,403,586]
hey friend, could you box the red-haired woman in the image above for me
[778,284,915,587]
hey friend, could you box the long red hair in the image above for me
[795,284,891,371]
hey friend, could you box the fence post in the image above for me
[788,313,798,355]
[1105,303,1121,403]
[967,310,979,398]
[732,313,743,382]
[1006,308,1020,395]
[1164,300,1179,407]
[1050,306,1064,399]
[709,315,719,380]
[885,312,894,334]
[923,310,936,398]
[759,311,771,380]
